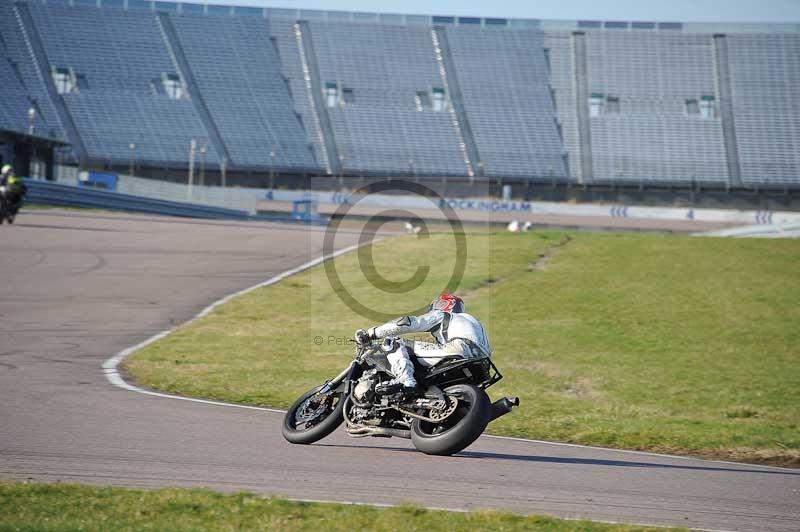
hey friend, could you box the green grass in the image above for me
[0,481,681,531]
[126,231,800,466]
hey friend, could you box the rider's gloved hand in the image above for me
[355,329,373,345]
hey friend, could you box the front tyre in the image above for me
[411,384,491,456]
[282,385,344,444]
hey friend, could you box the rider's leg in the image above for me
[378,339,480,395]
[8,193,20,216]
[385,342,417,388]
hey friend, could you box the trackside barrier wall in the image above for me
[49,166,800,226]
[55,167,258,214]
[114,174,258,214]
[24,179,253,220]
[258,189,800,226]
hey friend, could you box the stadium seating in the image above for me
[547,29,730,184]
[63,92,218,166]
[727,33,800,186]
[24,1,219,165]
[265,17,329,172]
[28,2,173,96]
[0,0,797,186]
[269,17,469,176]
[0,39,32,135]
[0,0,62,138]
[171,13,318,170]
[445,25,567,178]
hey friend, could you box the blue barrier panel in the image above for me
[23,179,254,220]
[291,198,324,224]
[78,171,118,190]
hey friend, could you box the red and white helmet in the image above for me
[429,293,464,313]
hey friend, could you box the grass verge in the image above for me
[126,231,800,466]
[0,481,682,531]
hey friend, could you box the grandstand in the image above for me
[0,0,798,200]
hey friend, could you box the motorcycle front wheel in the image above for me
[410,383,491,456]
[282,384,345,444]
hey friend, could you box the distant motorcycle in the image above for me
[282,338,519,455]
[0,185,24,225]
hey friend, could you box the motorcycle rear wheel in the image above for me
[410,383,491,456]
[282,385,345,444]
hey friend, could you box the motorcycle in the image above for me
[282,338,519,455]
[0,186,23,225]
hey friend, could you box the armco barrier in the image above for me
[24,179,253,220]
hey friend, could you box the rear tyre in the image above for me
[282,385,345,445]
[410,383,491,456]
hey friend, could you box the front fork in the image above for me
[315,361,356,397]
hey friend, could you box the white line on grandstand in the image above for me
[102,240,796,473]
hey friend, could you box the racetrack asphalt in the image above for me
[1,210,798,532]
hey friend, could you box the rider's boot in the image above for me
[401,384,422,399]
[375,379,420,398]
[374,381,400,395]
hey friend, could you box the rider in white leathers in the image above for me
[356,293,492,395]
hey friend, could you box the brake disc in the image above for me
[295,394,330,426]
[396,396,459,422]
[427,396,459,421]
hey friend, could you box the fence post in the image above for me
[187,138,196,202]
[221,156,227,188]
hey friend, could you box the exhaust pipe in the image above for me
[347,425,411,439]
[490,396,520,422]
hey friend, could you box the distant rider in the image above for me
[0,164,11,189]
[0,164,26,214]
[355,293,492,396]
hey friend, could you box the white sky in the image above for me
[187,0,800,23]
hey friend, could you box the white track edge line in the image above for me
[102,242,363,414]
[102,242,797,474]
